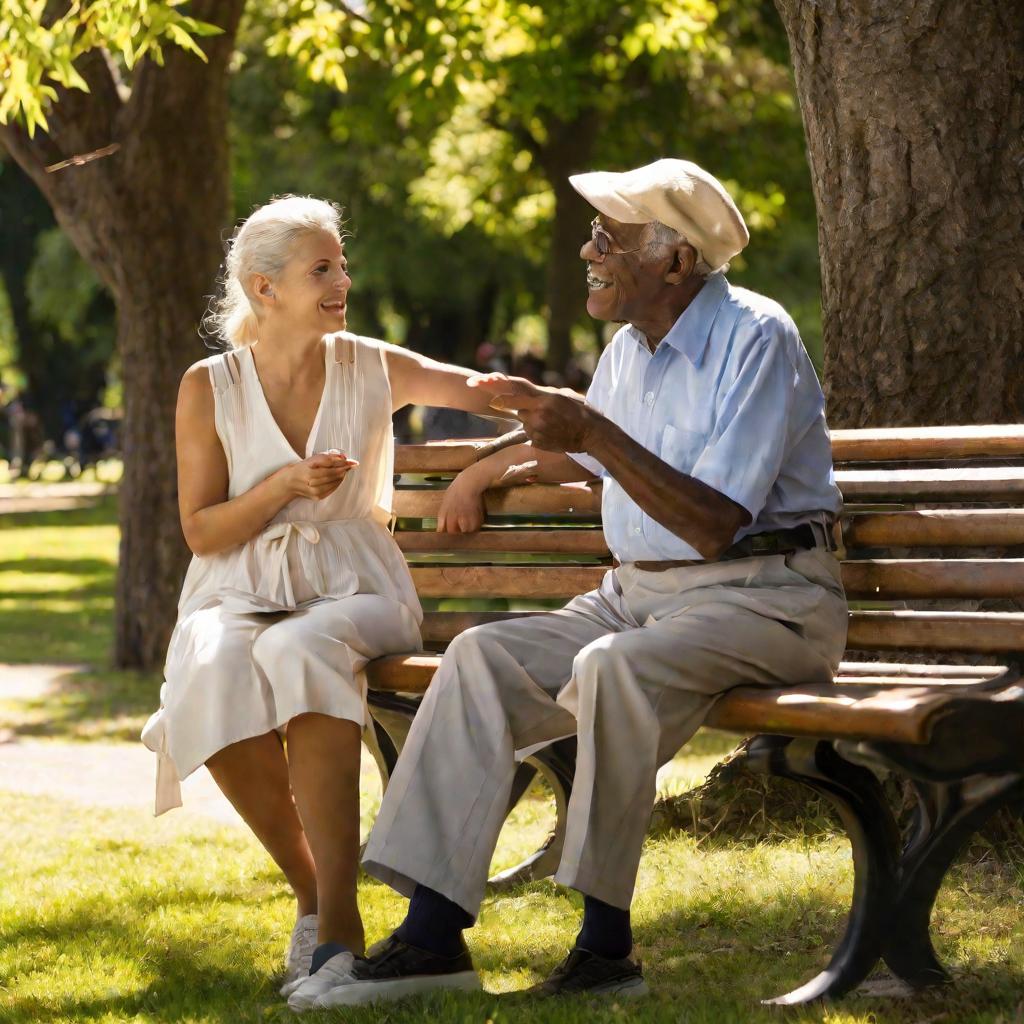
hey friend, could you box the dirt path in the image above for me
[0,480,117,513]
[0,662,241,825]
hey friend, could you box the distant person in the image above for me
[140,195,521,1010]
[512,351,546,384]
[420,340,515,440]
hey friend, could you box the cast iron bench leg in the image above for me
[745,734,901,1004]
[878,771,1024,987]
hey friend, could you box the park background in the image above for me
[0,2,1022,1022]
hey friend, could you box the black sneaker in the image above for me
[525,947,648,998]
[310,934,481,1010]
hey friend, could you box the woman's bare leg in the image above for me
[206,731,318,919]
[285,712,365,954]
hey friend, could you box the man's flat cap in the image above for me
[569,158,749,271]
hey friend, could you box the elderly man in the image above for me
[293,159,847,1010]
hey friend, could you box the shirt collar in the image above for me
[630,273,730,366]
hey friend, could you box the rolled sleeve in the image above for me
[689,332,798,521]
[566,450,605,479]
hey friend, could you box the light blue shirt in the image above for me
[568,273,842,562]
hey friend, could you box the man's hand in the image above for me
[467,373,599,453]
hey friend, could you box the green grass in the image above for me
[0,458,123,486]
[3,485,1024,1021]
[0,496,161,741]
[2,791,1024,1024]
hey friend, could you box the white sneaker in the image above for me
[287,951,357,1012]
[279,914,318,996]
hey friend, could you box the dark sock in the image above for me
[394,884,473,958]
[310,941,349,974]
[576,895,632,960]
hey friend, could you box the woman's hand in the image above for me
[437,466,488,534]
[437,458,538,534]
[277,450,359,501]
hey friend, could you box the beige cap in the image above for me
[569,158,749,271]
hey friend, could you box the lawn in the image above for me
[1,496,1023,1023]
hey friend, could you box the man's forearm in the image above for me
[585,417,749,559]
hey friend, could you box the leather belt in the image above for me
[614,521,836,573]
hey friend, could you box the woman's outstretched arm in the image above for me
[384,345,521,420]
[383,348,597,533]
[176,364,355,556]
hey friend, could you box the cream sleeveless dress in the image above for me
[141,332,422,815]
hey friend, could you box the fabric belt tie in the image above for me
[614,521,836,573]
[263,520,322,605]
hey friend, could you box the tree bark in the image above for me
[538,116,597,377]
[0,0,246,667]
[774,0,1024,426]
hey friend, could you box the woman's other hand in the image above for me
[437,458,538,534]
[279,450,358,501]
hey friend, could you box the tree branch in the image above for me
[126,0,246,136]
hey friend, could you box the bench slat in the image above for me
[409,560,1022,600]
[839,662,1006,679]
[417,609,1024,651]
[835,467,1024,501]
[397,512,1024,554]
[364,655,1012,745]
[706,684,988,745]
[393,472,1024,520]
[395,484,601,519]
[395,427,1024,474]
[846,610,1024,652]
[842,559,1024,599]
[411,565,606,599]
[831,425,1024,462]
[395,528,609,555]
[844,509,1024,548]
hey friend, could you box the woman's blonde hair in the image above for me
[204,195,344,349]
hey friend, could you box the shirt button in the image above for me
[644,391,655,405]
[634,526,642,534]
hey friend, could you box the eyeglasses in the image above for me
[590,218,644,257]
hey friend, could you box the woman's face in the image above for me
[262,229,351,336]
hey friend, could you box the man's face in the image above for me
[580,215,668,323]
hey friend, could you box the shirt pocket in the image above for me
[660,423,707,475]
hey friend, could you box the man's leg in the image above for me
[307,595,626,1010]
[558,596,841,911]
[362,600,618,916]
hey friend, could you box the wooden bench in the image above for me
[364,425,1024,1005]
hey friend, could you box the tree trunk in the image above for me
[0,1,245,668]
[774,0,1024,426]
[539,117,597,377]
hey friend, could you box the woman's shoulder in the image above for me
[184,346,246,393]
[327,331,391,367]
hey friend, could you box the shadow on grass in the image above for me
[0,557,114,577]
[3,666,158,742]
[2,853,1023,1023]
[0,607,114,665]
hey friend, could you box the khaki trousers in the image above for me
[362,548,848,914]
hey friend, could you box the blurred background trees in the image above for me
[0,0,824,667]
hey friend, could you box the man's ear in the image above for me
[664,243,697,285]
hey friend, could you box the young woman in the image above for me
[141,195,513,1007]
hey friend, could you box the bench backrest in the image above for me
[392,426,1024,663]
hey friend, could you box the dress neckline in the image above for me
[245,337,331,461]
